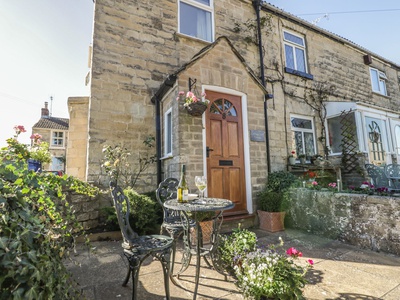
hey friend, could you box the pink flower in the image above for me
[286,247,302,257]
[186,91,194,98]
[307,259,314,265]
[178,91,185,96]
[312,181,318,186]
[13,125,26,134]
[328,182,337,188]
[30,133,42,144]
[201,92,207,97]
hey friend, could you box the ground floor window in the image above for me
[164,108,172,156]
[290,115,316,160]
[327,111,358,154]
[51,156,64,171]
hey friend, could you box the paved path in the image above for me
[66,229,400,299]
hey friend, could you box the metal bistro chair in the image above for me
[110,182,174,300]
[385,164,400,192]
[365,164,390,190]
[156,178,191,238]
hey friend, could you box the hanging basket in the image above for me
[185,102,208,116]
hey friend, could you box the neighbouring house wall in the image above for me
[286,189,400,256]
[67,97,89,180]
[31,127,68,171]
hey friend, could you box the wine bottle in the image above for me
[177,164,189,202]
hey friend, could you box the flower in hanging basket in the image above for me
[176,91,210,116]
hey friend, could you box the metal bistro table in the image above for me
[163,198,234,300]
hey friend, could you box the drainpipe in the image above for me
[253,0,271,173]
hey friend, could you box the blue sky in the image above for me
[0,0,399,146]
[0,0,93,145]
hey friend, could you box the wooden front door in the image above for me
[205,90,247,215]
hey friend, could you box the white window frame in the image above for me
[50,130,65,148]
[164,108,173,157]
[290,114,316,158]
[283,30,308,73]
[369,67,387,96]
[178,0,214,42]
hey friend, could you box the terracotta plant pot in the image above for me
[257,210,285,232]
[191,219,213,245]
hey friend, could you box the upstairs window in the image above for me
[283,30,307,73]
[179,0,213,42]
[370,67,387,96]
[51,131,64,148]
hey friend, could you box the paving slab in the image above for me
[66,229,400,300]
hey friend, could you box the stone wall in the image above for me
[66,97,89,180]
[286,189,400,256]
[66,191,110,231]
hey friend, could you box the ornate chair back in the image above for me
[110,181,138,243]
[156,178,185,238]
[109,181,173,300]
[384,164,400,191]
[365,164,389,189]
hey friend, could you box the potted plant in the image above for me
[217,226,313,299]
[28,133,51,172]
[189,211,215,244]
[176,90,210,116]
[257,171,297,232]
[298,153,306,164]
[288,150,296,165]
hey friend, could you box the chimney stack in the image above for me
[41,102,49,118]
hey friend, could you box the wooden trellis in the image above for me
[340,109,359,174]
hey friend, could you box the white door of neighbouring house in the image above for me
[390,120,400,163]
[364,116,391,165]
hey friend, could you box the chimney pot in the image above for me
[41,101,49,118]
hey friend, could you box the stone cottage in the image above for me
[67,0,400,221]
[32,101,69,172]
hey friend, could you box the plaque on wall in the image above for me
[250,130,265,142]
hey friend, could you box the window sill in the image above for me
[371,91,390,98]
[174,32,213,45]
[160,154,173,160]
[284,67,314,80]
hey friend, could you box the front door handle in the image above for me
[206,146,214,158]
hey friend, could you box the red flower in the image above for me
[286,247,302,257]
[307,259,314,265]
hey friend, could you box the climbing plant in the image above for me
[302,81,336,158]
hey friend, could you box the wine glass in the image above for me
[195,176,207,204]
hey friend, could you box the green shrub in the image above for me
[257,190,285,212]
[265,171,297,192]
[218,226,313,300]
[124,188,159,235]
[257,171,298,212]
[217,226,257,275]
[0,127,98,299]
